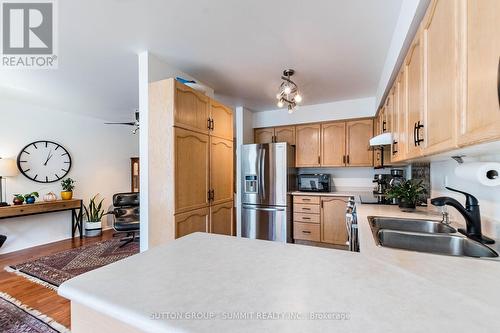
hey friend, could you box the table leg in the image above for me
[80,201,84,239]
[72,208,75,238]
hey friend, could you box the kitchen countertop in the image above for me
[290,188,372,198]
[59,204,500,332]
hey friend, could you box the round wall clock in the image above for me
[17,140,72,183]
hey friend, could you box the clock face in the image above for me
[17,141,72,183]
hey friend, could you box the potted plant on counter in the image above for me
[12,194,24,205]
[23,192,39,204]
[83,194,109,237]
[385,179,426,212]
[61,178,75,200]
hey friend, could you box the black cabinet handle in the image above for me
[207,118,212,130]
[393,140,398,155]
[382,121,387,132]
[416,121,424,146]
[302,230,311,234]
[211,119,214,131]
[413,122,418,146]
[343,155,346,164]
[347,155,350,164]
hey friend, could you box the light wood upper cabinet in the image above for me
[174,81,210,134]
[346,119,373,167]
[405,30,425,159]
[254,128,275,144]
[296,124,321,167]
[422,0,459,154]
[274,126,296,145]
[174,128,210,213]
[175,207,209,238]
[320,196,348,245]
[392,69,407,162]
[321,122,346,167]
[210,137,234,205]
[210,100,233,140]
[210,201,234,236]
[385,91,394,134]
[459,0,500,146]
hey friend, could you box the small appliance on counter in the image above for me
[363,169,406,205]
[298,174,330,192]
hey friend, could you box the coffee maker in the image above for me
[373,174,392,195]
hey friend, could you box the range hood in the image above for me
[369,132,393,146]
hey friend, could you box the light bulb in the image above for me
[294,94,302,103]
[277,100,284,108]
[276,93,281,100]
[288,108,294,114]
[284,86,292,94]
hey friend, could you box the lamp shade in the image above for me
[0,158,19,177]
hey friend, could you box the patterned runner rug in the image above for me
[6,238,139,290]
[0,292,69,333]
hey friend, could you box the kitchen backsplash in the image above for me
[297,167,381,190]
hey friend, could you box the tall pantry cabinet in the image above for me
[148,79,234,247]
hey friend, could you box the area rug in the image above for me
[0,291,69,333]
[5,238,139,290]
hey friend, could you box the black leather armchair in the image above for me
[111,192,140,247]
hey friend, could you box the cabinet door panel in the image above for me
[346,120,373,167]
[175,128,210,213]
[210,201,234,236]
[254,128,275,143]
[406,32,424,158]
[393,69,407,162]
[423,0,458,154]
[174,81,210,133]
[175,207,209,238]
[460,0,500,145]
[295,124,321,167]
[321,122,346,167]
[210,100,233,140]
[275,126,296,145]
[210,137,234,205]
[320,197,348,245]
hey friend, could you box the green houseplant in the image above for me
[385,179,427,211]
[83,194,109,237]
[23,192,39,204]
[61,178,75,200]
[12,194,25,205]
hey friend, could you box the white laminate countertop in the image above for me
[59,204,500,333]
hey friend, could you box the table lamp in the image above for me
[0,158,19,207]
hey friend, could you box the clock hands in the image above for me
[44,150,53,166]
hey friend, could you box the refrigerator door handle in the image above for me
[242,205,285,212]
[260,147,266,201]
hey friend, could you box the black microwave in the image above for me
[298,174,330,192]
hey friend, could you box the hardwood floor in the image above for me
[0,230,114,328]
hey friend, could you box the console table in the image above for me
[0,199,84,239]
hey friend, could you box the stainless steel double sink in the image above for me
[368,216,498,259]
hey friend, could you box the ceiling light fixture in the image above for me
[276,69,302,114]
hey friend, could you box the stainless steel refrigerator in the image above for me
[241,143,296,243]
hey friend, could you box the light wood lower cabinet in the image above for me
[175,207,210,238]
[346,119,374,166]
[292,195,348,247]
[210,201,234,236]
[174,128,210,213]
[210,137,233,205]
[320,197,349,246]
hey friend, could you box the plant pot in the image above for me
[85,221,102,237]
[13,197,23,205]
[61,191,73,200]
[25,196,36,204]
[398,200,416,212]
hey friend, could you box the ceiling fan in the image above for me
[104,110,140,134]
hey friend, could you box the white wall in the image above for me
[0,96,139,254]
[138,51,215,251]
[235,106,254,237]
[431,158,500,239]
[375,0,430,108]
[253,97,376,128]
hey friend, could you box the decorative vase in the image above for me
[61,191,73,200]
[85,221,102,237]
[43,192,57,202]
[13,197,23,205]
[398,199,416,212]
[25,196,36,204]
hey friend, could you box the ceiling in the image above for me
[0,0,403,120]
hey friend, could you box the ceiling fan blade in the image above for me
[104,122,136,126]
